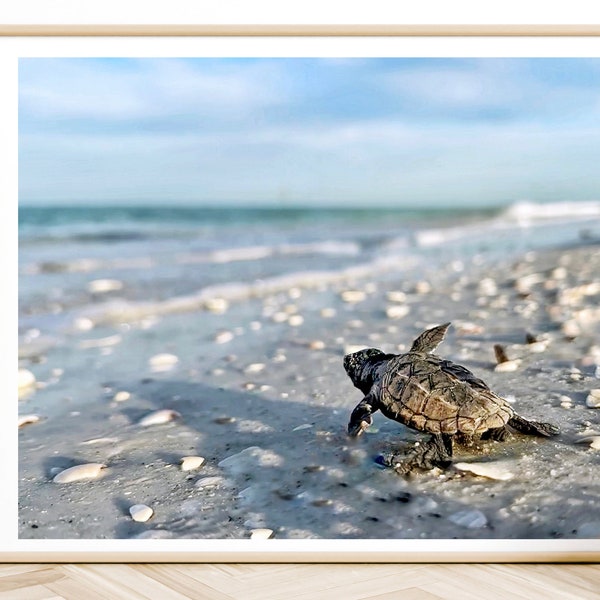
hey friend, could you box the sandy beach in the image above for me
[18,211,600,539]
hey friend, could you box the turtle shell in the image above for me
[379,353,514,435]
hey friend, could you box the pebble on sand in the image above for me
[320,308,337,318]
[204,297,229,314]
[250,528,274,540]
[113,391,131,402]
[493,344,520,372]
[575,436,600,450]
[195,476,225,488]
[180,456,206,471]
[288,315,304,327]
[87,279,123,294]
[129,504,154,522]
[137,409,181,427]
[53,463,106,483]
[148,353,179,372]
[244,363,266,375]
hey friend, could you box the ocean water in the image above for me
[19,202,600,340]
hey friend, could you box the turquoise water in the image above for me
[18,202,600,338]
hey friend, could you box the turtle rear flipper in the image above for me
[508,414,560,437]
[378,433,454,474]
[410,322,451,353]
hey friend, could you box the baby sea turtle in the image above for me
[344,322,560,474]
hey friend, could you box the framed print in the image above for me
[3,27,600,562]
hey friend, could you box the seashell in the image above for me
[292,424,313,431]
[308,340,326,350]
[271,312,289,323]
[340,290,366,303]
[74,317,94,331]
[79,334,122,349]
[79,437,119,446]
[494,360,520,373]
[214,330,234,344]
[205,297,228,314]
[87,279,123,293]
[180,456,205,471]
[129,504,153,522]
[385,305,410,320]
[53,463,106,483]
[250,528,274,540]
[288,315,304,327]
[18,414,40,428]
[244,363,265,374]
[478,278,498,296]
[195,476,225,488]
[18,368,36,391]
[575,436,600,450]
[586,389,600,409]
[137,409,180,427]
[562,319,581,339]
[148,353,179,372]
[415,281,431,294]
[448,509,488,529]
[113,391,130,402]
[320,308,337,318]
[454,461,515,481]
[386,290,407,303]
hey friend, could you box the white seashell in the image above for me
[129,504,153,522]
[113,391,131,402]
[478,278,498,296]
[137,409,180,427]
[53,463,106,483]
[415,281,431,294]
[288,315,304,327]
[205,297,228,314]
[308,340,325,350]
[74,317,94,331]
[18,414,40,428]
[586,390,600,408]
[250,528,274,540]
[562,320,581,338]
[87,279,123,293]
[214,330,234,344]
[448,509,488,529]
[271,311,289,323]
[180,456,205,471]
[292,424,313,431]
[79,334,122,349]
[195,476,225,488]
[527,340,549,353]
[79,437,119,446]
[148,353,179,372]
[320,307,337,318]
[575,436,600,450]
[244,363,265,374]
[385,305,410,320]
[18,369,36,390]
[386,290,407,303]
[454,461,515,481]
[494,360,520,373]
[340,290,367,303]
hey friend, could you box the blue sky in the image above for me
[18,57,600,207]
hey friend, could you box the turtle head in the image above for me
[343,347,386,394]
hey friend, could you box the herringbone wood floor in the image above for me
[0,563,599,599]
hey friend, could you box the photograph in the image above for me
[18,56,600,543]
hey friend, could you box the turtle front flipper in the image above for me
[410,322,451,353]
[348,394,378,437]
[377,433,454,474]
[508,414,560,437]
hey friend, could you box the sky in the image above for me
[18,57,600,208]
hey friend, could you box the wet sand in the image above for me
[18,242,600,539]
